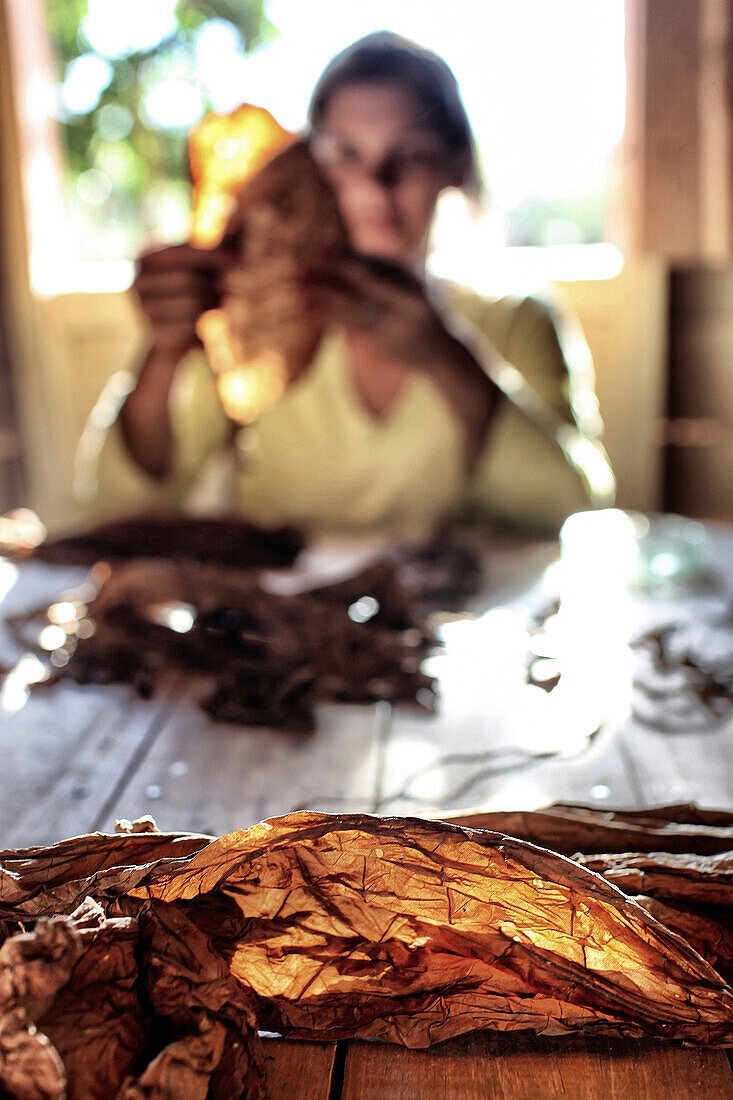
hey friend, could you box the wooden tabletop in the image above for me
[1,523,732,1098]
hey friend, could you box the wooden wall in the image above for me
[627,0,733,520]
[665,269,733,519]
[627,0,733,262]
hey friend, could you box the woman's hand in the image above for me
[134,243,227,357]
[298,249,501,463]
[297,249,452,367]
[120,243,229,479]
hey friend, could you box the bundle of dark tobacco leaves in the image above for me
[16,557,436,732]
[1,807,732,1098]
[22,515,305,571]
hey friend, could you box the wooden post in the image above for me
[627,0,733,261]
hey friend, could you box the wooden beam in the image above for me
[641,0,703,259]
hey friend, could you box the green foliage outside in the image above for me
[45,0,275,261]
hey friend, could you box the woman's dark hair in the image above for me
[307,31,481,195]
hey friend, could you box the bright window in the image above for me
[21,0,626,291]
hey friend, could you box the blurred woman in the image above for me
[77,32,615,533]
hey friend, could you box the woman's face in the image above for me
[311,82,461,265]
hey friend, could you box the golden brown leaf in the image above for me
[2,806,733,1100]
[131,813,733,1047]
[0,832,211,921]
[445,802,733,856]
[0,896,264,1100]
[576,851,733,906]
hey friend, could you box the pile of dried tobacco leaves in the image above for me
[1,804,732,1098]
[4,517,488,732]
[7,557,437,733]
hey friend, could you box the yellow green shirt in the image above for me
[75,284,615,534]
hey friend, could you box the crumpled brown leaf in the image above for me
[0,896,264,1100]
[0,1012,65,1100]
[0,899,145,1100]
[116,1018,241,1100]
[447,803,733,995]
[117,897,263,1100]
[25,557,435,732]
[22,515,304,570]
[0,832,211,921]
[128,812,733,1048]
[446,802,733,856]
[0,914,76,1100]
[36,901,147,1100]
[575,850,733,906]
[2,807,733,1100]
[630,895,733,986]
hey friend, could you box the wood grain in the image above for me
[0,680,172,847]
[341,1032,733,1100]
[379,537,639,817]
[0,559,170,847]
[642,0,702,258]
[98,694,385,835]
[262,1038,337,1100]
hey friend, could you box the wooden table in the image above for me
[1,524,732,1098]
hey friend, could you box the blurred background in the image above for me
[0,0,730,529]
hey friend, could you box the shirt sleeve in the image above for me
[74,349,231,522]
[461,293,616,531]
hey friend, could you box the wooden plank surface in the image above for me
[2,532,733,1098]
[262,1038,337,1100]
[0,558,171,847]
[379,537,639,817]
[341,1033,733,1100]
[98,695,386,835]
[618,715,733,808]
[0,678,174,847]
[635,0,704,259]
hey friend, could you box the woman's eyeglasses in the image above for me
[309,131,447,189]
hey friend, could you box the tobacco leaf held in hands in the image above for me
[3,808,733,1100]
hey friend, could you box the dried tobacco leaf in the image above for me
[129,813,733,1047]
[0,896,265,1100]
[0,912,80,1017]
[390,533,484,611]
[576,851,733,907]
[2,807,733,1100]
[0,914,78,1100]
[34,558,435,732]
[445,805,733,990]
[116,1018,249,1100]
[35,902,148,1100]
[0,900,145,1100]
[6,531,483,734]
[118,897,265,1100]
[0,1011,65,1100]
[631,895,733,986]
[0,832,211,921]
[24,515,304,570]
[445,802,733,856]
